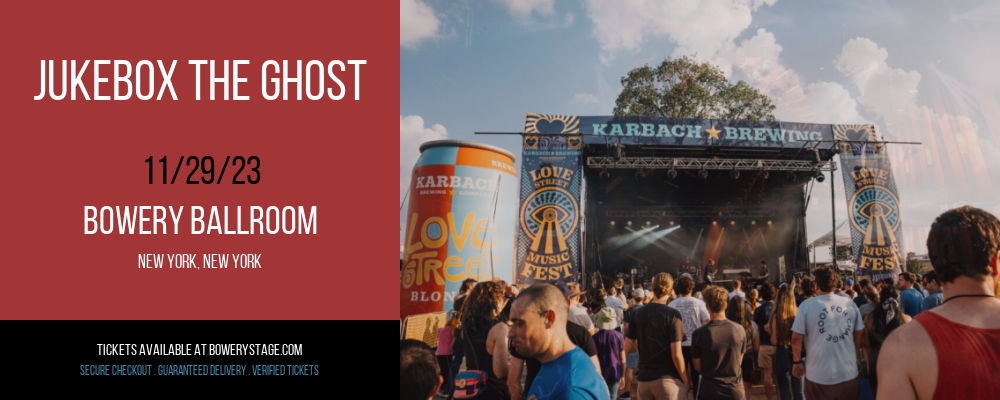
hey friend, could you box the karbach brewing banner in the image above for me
[523,114,836,148]
[400,141,518,319]
[515,114,585,285]
[834,124,905,281]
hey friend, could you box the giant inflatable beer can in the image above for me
[400,140,518,320]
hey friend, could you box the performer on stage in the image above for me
[702,259,717,284]
[682,257,695,276]
[758,261,770,283]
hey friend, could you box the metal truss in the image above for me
[587,157,836,172]
[605,209,776,219]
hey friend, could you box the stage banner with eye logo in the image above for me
[834,124,905,281]
[516,114,584,285]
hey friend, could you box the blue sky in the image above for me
[400,0,1000,261]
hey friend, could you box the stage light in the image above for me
[768,221,772,225]
[635,170,645,181]
[752,221,756,225]
[786,172,796,182]
[816,172,826,182]
[646,221,651,226]
[699,169,709,179]
[730,170,740,179]
[731,221,735,225]
[667,169,678,179]
[713,221,717,225]
[760,170,769,179]
[669,221,675,226]
[627,221,632,226]
[610,221,615,226]
[600,169,610,180]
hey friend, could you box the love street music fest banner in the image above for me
[515,116,585,285]
[514,114,908,283]
[835,124,905,281]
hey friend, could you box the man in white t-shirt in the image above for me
[562,282,594,332]
[728,280,746,301]
[668,274,710,389]
[791,266,864,398]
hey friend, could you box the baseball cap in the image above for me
[552,281,572,301]
[633,288,645,300]
[845,278,855,286]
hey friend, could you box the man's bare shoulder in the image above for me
[490,321,510,336]
[890,318,931,342]
[878,319,937,400]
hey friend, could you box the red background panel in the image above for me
[0,1,398,319]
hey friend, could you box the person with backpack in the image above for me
[459,281,511,400]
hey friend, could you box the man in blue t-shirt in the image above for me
[921,270,944,312]
[897,272,924,316]
[509,284,610,400]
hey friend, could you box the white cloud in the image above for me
[400,115,448,205]
[573,93,599,104]
[583,1,863,125]
[753,0,779,9]
[720,29,784,81]
[401,0,441,50]
[835,38,920,117]
[494,0,556,19]
[585,0,773,65]
[831,37,1000,253]
[797,82,864,123]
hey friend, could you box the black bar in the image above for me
[818,140,922,144]
[831,161,837,272]
[3,320,368,390]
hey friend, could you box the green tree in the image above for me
[614,55,777,121]
[831,245,853,262]
[906,257,931,275]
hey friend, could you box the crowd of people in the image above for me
[402,206,1000,400]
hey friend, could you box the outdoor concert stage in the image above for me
[476,114,908,292]
[582,140,837,285]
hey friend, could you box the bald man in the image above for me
[509,284,611,400]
